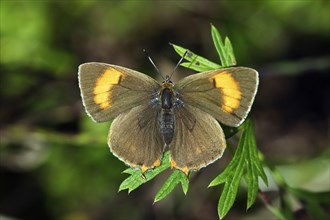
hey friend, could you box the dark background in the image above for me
[0,1,329,220]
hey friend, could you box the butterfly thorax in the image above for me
[159,81,175,146]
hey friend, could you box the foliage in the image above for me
[208,119,267,218]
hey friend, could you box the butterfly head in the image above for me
[161,75,174,88]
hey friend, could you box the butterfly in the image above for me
[78,60,258,175]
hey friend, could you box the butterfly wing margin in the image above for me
[174,67,258,127]
[78,62,160,122]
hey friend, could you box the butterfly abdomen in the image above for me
[160,87,175,145]
[159,110,174,145]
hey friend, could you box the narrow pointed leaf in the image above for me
[208,154,238,187]
[154,170,182,203]
[122,168,134,174]
[211,24,230,67]
[246,146,258,209]
[256,152,268,185]
[209,135,244,187]
[243,119,268,209]
[179,172,189,194]
[119,170,147,193]
[218,161,245,219]
[245,120,259,209]
[218,130,248,218]
[224,37,236,66]
[248,121,268,185]
[171,43,221,70]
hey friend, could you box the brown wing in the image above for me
[108,103,164,173]
[174,67,258,127]
[78,62,160,122]
[170,105,226,174]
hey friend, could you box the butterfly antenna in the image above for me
[143,49,165,80]
[169,50,188,79]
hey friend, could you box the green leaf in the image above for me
[218,164,245,219]
[218,130,248,218]
[154,169,188,203]
[245,121,268,185]
[118,169,146,193]
[180,62,213,72]
[211,24,236,67]
[211,24,229,67]
[245,120,268,209]
[172,26,237,73]
[224,37,237,66]
[208,139,244,187]
[254,152,268,185]
[246,158,258,210]
[179,172,189,195]
[171,43,221,71]
[119,151,171,193]
[122,167,134,174]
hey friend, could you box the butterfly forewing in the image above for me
[78,62,160,122]
[174,67,258,127]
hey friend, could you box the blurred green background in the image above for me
[0,1,329,220]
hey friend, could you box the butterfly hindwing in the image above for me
[108,103,164,172]
[170,105,226,174]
